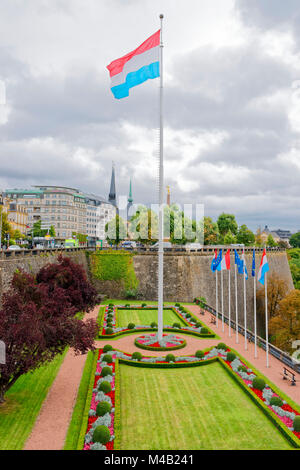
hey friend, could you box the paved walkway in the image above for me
[24,304,300,450]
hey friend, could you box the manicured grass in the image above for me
[118,362,292,450]
[0,351,67,450]
[117,308,186,328]
[105,299,190,306]
[64,351,96,450]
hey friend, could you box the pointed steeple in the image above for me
[127,178,133,220]
[108,163,116,206]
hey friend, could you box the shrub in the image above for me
[293,416,300,432]
[195,322,202,328]
[165,354,175,362]
[127,323,135,330]
[185,313,191,318]
[141,303,147,307]
[125,304,130,307]
[98,381,111,393]
[238,365,247,373]
[108,303,114,307]
[175,303,180,307]
[217,343,227,350]
[195,350,204,359]
[92,425,111,444]
[172,322,181,329]
[101,366,113,377]
[252,377,266,391]
[150,321,157,328]
[102,354,112,363]
[96,401,111,417]
[270,396,283,407]
[201,327,208,334]
[103,344,113,353]
[105,327,113,335]
[226,352,236,362]
[106,322,113,329]
[131,351,142,361]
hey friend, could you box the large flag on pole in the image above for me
[252,248,256,277]
[217,249,230,271]
[258,248,269,285]
[107,30,160,99]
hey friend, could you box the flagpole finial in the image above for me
[160,14,164,19]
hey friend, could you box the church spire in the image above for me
[108,163,116,206]
[127,178,133,220]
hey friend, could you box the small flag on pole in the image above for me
[217,249,231,271]
[258,248,269,285]
[211,249,222,272]
[107,30,160,99]
[252,248,256,277]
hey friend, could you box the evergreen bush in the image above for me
[92,425,111,444]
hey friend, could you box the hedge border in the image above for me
[134,336,187,352]
[113,359,121,451]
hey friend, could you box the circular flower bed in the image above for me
[134,333,186,351]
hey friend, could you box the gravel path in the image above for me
[24,304,300,450]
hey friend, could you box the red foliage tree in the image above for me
[0,257,98,403]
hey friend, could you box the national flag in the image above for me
[237,252,248,280]
[211,249,222,272]
[107,30,160,99]
[252,248,255,277]
[234,249,240,266]
[217,249,230,271]
[258,248,269,285]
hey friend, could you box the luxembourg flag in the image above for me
[107,30,160,99]
[217,249,231,271]
[258,248,269,285]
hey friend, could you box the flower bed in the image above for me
[134,333,186,351]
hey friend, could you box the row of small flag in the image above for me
[211,248,270,285]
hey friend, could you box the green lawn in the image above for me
[117,308,186,328]
[118,362,292,450]
[0,351,66,450]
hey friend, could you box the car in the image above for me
[121,241,137,249]
[150,241,172,250]
[7,245,21,251]
[185,243,203,251]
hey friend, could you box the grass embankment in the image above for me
[117,309,186,328]
[0,351,67,450]
[118,362,292,450]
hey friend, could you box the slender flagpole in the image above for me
[221,269,224,332]
[243,247,247,350]
[157,14,164,341]
[228,254,231,337]
[216,268,218,327]
[265,271,269,367]
[254,256,257,358]
[235,261,239,343]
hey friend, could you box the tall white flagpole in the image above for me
[253,251,257,358]
[265,271,269,367]
[235,261,239,343]
[216,269,218,327]
[243,247,247,350]
[228,254,231,337]
[221,269,224,332]
[157,14,164,341]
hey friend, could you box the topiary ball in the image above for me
[98,381,112,393]
[131,351,142,361]
[252,377,266,391]
[293,416,300,432]
[141,303,147,307]
[101,366,113,377]
[106,327,113,335]
[106,322,113,329]
[217,342,227,350]
[96,401,111,417]
[127,323,135,330]
[151,322,158,328]
[201,327,208,334]
[270,396,283,407]
[165,354,175,363]
[102,354,112,363]
[103,344,113,353]
[195,350,204,359]
[238,365,248,373]
[195,322,202,328]
[108,303,114,307]
[175,303,180,307]
[92,425,111,444]
[226,352,236,362]
[172,322,181,329]
[185,313,191,318]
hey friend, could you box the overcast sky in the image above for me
[0,0,300,231]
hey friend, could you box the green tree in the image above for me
[49,225,56,237]
[267,234,277,247]
[255,228,263,247]
[289,232,300,248]
[0,207,13,245]
[236,224,255,246]
[12,229,23,240]
[130,207,158,244]
[223,230,237,245]
[203,217,219,245]
[217,213,238,237]
[32,220,48,237]
[106,214,127,245]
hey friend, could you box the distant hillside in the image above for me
[287,249,300,289]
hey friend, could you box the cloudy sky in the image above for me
[0,0,300,231]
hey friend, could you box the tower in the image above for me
[127,178,133,220]
[108,163,117,207]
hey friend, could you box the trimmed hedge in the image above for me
[134,337,187,352]
[103,344,113,353]
[252,377,266,391]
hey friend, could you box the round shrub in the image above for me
[106,322,113,329]
[92,425,111,444]
[98,381,111,393]
[217,342,227,350]
[101,366,113,377]
[226,352,236,362]
[238,365,247,373]
[201,327,208,334]
[103,344,113,353]
[293,416,300,432]
[127,323,135,330]
[150,322,157,328]
[195,322,202,328]
[252,377,266,391]
[175,303,180,307]
[270,396,283,407]
[185,313,191,319]
[96,401,111,417]
[165,354,175,363]
[125,304,130,307]
[131,351,142,361]
[195,350,205,359]
[106,314,113,320]
[108,303,114,307]
[141,303,147,307]
[105,327,113,335]
[172,322,181,329]
[102,354,112,363]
